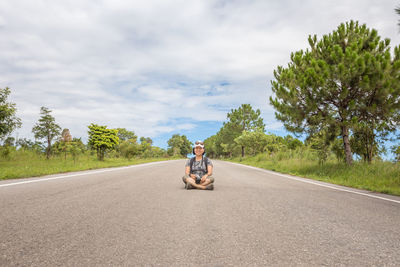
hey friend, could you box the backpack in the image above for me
[189,156,208,174]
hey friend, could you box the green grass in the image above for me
[0,151,180,180]
[226,151,400,196]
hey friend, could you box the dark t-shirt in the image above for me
[185,157,213,177]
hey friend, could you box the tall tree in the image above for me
[270,21,400,165]
[32,107,61,159]
[224,104,265,157]
[87,124,119,161]
[396,6,400,29]
[0,87,21,142]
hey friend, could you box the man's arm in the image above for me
[185,166,196,179]
[201,165,213,182]
[207,165,213,176]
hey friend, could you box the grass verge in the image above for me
[0,154,180,180]
[226,153,400,196]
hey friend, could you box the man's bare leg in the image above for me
[186,177,213,190]
[200,179,212,187]
[186,177,206,189]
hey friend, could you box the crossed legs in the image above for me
[182,174,214,190]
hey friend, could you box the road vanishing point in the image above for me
[1,160,399,266]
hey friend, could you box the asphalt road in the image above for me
[1,159,399,266]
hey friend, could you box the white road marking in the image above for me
[226,161,400,205]
[0,160,174,188]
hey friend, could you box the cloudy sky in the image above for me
[1,0,400,149]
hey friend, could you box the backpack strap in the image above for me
[189,157,195,174]
[190,156,208,174]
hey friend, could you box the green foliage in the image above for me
[87,124,119,161]
[32,107,61,159]
[206,104,265,158]
[167,134,192,157]
[283,135,303,150]
[203,135,218,158]
[306,131,332,164]
[16,138,44,152]
[116,128,137,142]
[270,20,400,165]
[53,136,85,163]
[0,87,21,142]
[119,138,139,159]
[140,137,153,145]
[4,136,15,146]
[225,104,265,157]
[391,145,400,162]
[234,130,270,155]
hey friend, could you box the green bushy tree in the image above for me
[0,87,21,143]
[167,134,192,157]
[119,138,139,159]
[234,131,270,156]
[87,124,119,161]
[222,104,265,157]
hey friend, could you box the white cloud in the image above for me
[1,0,399,144]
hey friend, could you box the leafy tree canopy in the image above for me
[167,134,192,157]
[0,87,21,142]
[116,128,137,142]
[88,124,119,160]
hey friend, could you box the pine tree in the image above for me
[270,21,400,164]
[32,107,61,159]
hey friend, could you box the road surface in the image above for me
[1,159,399,266]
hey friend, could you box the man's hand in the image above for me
[190,174,196,179]
[201,175,208,183]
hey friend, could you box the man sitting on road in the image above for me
[182,140,214,190]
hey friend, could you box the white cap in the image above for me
[194,140,204,148]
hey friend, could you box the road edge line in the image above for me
[224,161,400,205]
[0,160,179,188]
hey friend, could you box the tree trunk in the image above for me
[366,131,373,164]
[241,146,245,157]
[342,126,353,165]
[46,137,51,159]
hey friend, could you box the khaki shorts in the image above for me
[182,174,215,184]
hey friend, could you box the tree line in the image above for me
[0,88,192,161]
[202,104,304,159]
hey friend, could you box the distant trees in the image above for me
[32,107,61,159]
[205,104,265,158]
[224,104,265,157]
[234,131,270,156]
[203,104,303,158]
[116,128,137,142]
[0,87,21,143]
[52,129,85,161]
[270,21,400,165]
[167,134,192,157]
